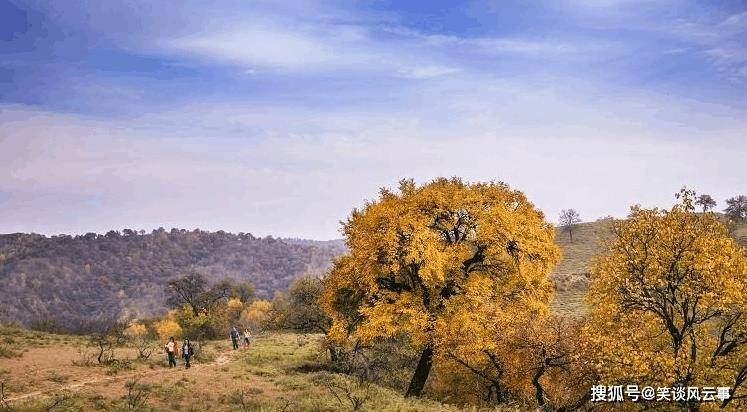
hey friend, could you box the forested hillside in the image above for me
[0,229,345,329]
[1,216,741,331]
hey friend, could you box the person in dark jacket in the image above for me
[230,326,240,350]
[182,339,194,368]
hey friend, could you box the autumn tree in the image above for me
[724,195,747,221]
[231,281,256,303]
[435,307,594,409]
[322,178,560,397]
[124,321,157,359]
[695,194,716,212]
[585,189,747,410]
[559,209,582,243]
[271,275,331,334]
[241,299,272,332]
[87,318,127,364]
[154,318,182,341]
[165,273,233,316]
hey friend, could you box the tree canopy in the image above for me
[322,178,561,397]
[585,189,747,409]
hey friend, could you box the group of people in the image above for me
[164,337,195,368]
[163,326,252,368]
[230,326,252,350]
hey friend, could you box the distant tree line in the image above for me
[0,228,345,331]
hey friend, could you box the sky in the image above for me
[1,0,746,239]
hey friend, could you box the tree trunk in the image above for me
[532,366,547,408]
[328,346,339,363]
[405,344,434,397]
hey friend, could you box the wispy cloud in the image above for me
[660,11,747,79]
[395,65,460,79]
[2,0,747,238]
[2,69,746,238]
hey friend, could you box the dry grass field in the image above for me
[1,326,466,411]
[549,219,615,315]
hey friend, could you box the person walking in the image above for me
[165,337,177,368]
[182,339,194,368]
[230,326,240,350]
[243,329,251,347]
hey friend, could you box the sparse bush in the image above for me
[228,388,258,412]
[319,372,371,411]
[86,318,127,365]
[192,343,213,363]
[120,377,151,411]
[71,347,96,367]
[46,371,69,384]
[106,359,134,376]
[124,322,156,360]
[0,379,10,411]
[0,345,21,359]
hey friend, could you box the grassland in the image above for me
[1,326,467,411]
[548,219,615,315]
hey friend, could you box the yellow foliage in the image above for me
[227,297,244,311]
[241,299,272,330]
[321,178,561,394]
[584,189,747,409]
[154,319,182,340]
[124,321,147,338]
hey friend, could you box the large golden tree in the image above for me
[585,190,747,410]
[322,178,561,397]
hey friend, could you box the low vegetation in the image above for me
[1,180,746,411]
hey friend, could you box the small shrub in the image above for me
[0,345,21,359]
[121,377,151,411]
[227,388,267,412]
[72,348,96,367]
[106,360,134,376]
[319,372,371,411]
[47,371,70,384]
[195,346,215,363]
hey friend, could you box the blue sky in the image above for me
[1,0,746,239]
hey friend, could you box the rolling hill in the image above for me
[0,229,345,330]
[549,215,747,314]
[1,217,743,329]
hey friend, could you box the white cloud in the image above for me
[396,65,460,79]
[2,72,746,239]
[168,27,334,69]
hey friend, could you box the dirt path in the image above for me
[6,352,233,403]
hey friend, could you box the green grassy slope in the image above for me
[548,217,747,315]
[549,219,614,315]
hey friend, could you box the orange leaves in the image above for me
[322,177,561,382]
[154,318,182,340]
[585,191,747,397]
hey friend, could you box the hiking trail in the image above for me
[5,351,234,403]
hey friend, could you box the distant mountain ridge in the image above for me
[0,229,346,329]
[2,218,743,329]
